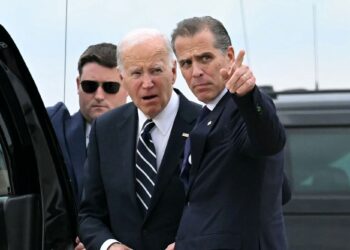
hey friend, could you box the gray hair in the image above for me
[117,28,175,72]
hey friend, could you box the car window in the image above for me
[0,104,11,196]
[0,142,10,195]
[286,127,350,195]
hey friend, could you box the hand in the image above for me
[221,50,256,96]
[108,242,133,250]
[165,242,175,250]
[74,237,86,250]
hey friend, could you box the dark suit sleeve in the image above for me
[78,120,115,249]
[282,173,292,205]
[232,86,286,155]
[46,102,80,200]
[47,102,67,120]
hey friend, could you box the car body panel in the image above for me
[274,90,350,250]
[0,25,76,249]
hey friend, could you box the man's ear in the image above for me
[76,76,80,94]
[172,60,177,85]
[227,46,235,63]
[117,67,124,81]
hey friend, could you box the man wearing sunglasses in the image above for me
[47,43,128,205]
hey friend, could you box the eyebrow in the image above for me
[179,52,213,64]
[179,58,191,63]
[195,52,213,59]
[128,66,142,72]
[150,63,164,68]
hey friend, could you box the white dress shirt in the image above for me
[100,90,180,250]
[205,88,227,111]
[137,90,180,169]
[85,122,91,147]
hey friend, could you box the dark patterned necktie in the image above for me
[180,106,210,188]
[196,106,211,125]
[135,119,157,214]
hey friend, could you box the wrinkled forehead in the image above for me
[122,42,170,69]
[174,31,217,58]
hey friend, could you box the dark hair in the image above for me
[77,43,117,75]
[171,16,231,54]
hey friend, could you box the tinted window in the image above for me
[286,127,350,195]
[0,97,12,196]
[0,141,10,195]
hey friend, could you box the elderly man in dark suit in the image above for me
[168,16,288,250]
[78,29,201,250]
[47,43,128,204]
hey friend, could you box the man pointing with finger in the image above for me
[169,16,288,250]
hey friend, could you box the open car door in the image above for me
[0,25,76,249]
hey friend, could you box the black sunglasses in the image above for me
[80,80,120,94]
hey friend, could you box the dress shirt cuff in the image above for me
[100,239,120,250]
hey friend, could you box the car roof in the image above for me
[260,88,350,126]
[268,89,350,111]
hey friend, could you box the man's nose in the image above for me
[192,62,203,77]
[94,86,105,101]
[141,74,154,88]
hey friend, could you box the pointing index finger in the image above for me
[234,50,245,69]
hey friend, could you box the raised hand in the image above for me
[220,50,256,96]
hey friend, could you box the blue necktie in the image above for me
[135,119,157,214]
[181,106,210,187]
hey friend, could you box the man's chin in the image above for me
[140,106,162,119]
[89,110,107,121]
[195,93,212,103]
[92,106,109,112]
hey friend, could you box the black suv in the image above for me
[273,89,350,250]
[0,25,76,249]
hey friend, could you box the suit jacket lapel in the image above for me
[65,112,86,197]
[112,105,141,216]
[145,91,199,221]
[187,93,231,194]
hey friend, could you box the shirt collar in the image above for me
[85,122,92,147]
[205,88,227,111]
[138,90,180,135]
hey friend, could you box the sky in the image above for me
[1,0,349,112]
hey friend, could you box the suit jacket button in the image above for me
[187,202,190,206]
